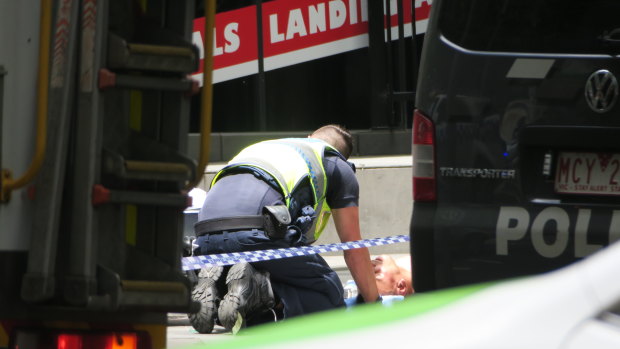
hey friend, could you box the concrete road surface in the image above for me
[167,314,231,348]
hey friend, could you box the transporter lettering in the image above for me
[440,167,516,179]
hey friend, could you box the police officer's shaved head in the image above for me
[310,124,353,159]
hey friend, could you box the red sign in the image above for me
[261,0,370,58]
[192,5,258,84]
[192,0,432,84]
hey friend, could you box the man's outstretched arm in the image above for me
[332,206,380,303]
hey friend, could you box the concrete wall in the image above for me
[188,129,411,162]
[322,156,412,255]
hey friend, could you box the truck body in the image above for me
[1,0,204,347]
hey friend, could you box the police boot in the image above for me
[188,266,225,334]
[218,262,275,334]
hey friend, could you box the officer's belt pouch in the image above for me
[262,205,291,239]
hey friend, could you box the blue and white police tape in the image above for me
[182,234,410,271]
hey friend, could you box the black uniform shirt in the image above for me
[198,155,358,221]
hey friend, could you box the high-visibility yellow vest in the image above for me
[211,138,338,244]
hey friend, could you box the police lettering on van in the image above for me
[497,206,620,258]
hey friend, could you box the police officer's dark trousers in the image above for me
[195,229,345,319]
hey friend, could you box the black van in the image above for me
[411,0,620,292]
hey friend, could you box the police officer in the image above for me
[192,125,379,333]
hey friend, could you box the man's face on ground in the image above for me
[371,255,402,295]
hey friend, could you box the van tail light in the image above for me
[12,330,145,349]
[412,110,436,202]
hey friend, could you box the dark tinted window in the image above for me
[439,0,620,54]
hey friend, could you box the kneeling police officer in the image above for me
[192,124,379,333]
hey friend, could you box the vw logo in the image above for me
[585,69,619,113]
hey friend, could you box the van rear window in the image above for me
[439,0,620,54]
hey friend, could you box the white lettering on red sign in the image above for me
[192,6,258,85]
[310,4,327,33]
[267,0,353,42]
[496,206,620,258]
[191,0,431,85]
[330,1,347,29]
[212,22,240,55]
